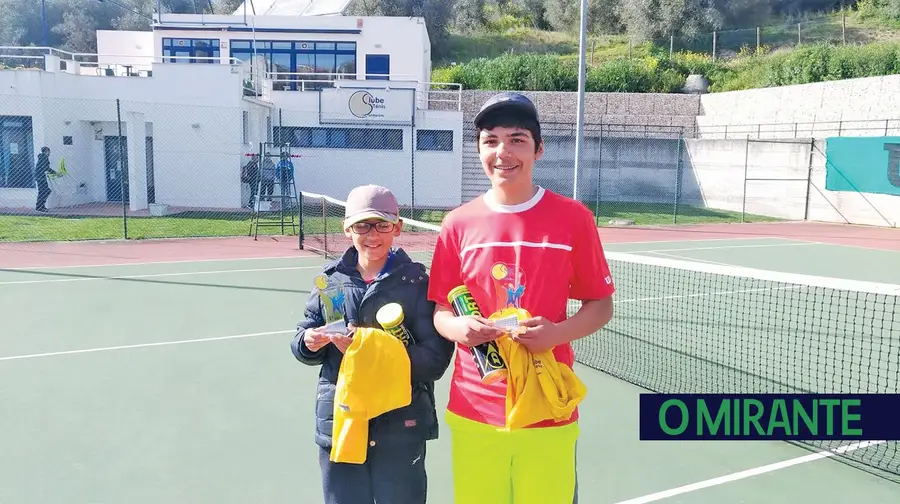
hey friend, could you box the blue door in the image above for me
[365,54,390,80]
[104,136,129,203]
[0,116,33,189]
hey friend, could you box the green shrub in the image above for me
[430,39,900,94]
[586,57,685,93]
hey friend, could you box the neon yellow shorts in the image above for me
[445,411,579,504]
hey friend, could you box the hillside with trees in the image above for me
[3,1,900,93]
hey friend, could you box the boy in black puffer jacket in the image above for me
[290,184,455,504]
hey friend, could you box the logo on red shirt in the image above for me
[490,262,527,311]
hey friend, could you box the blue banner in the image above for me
[825,137,900,196]
[639,394,900,441]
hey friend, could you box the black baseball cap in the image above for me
[473,92,539,128]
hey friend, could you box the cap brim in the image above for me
[343,211,399,229]
[474,101,538,127]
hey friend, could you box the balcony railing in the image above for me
[264,71,462,111]
[0,46,461,111]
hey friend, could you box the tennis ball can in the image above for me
[447,285,508,384]
[376,303,413,346]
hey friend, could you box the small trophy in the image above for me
[315,274,347,334]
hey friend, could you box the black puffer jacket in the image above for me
[290,246,455,449]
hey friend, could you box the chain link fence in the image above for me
[1,95,872,245]
[0,96,276,243]
[662,13,858,60]
[0,98,455,244]
[469,121,787,227]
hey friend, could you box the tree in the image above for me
[618,0,724,42]
[347,0,456,55]
[544,0,624,34]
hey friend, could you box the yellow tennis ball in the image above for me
[315,275,328,290]
[491,263,508,280]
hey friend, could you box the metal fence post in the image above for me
[741,137,750,223]
[804,138,815,221]
[116,98,127,239]
[673,130,684,224]
[410,115,416,219]
[594,126,604,224]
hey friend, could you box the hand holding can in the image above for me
[447,285,508,385]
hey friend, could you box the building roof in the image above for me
[230,0,353,16]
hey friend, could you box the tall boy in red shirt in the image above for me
[428,92,616,504]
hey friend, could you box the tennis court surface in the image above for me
[1,209,899,503]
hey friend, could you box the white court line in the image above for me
[614,284,802,304]
[634,241,819,254]
[0,330,295,362]
[604,237,776,246]
[643,251,738,268]
[4,254,323,271]
[613,440,886,504]
[0,265,321,286]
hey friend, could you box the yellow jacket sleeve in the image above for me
[491,308,587,430]
[330,327,412,464]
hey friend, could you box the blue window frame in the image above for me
[230,40,357,91]
[162,38,220,63]
[274,126,402,151]
[416,130,453,151]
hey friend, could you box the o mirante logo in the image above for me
[348,90,386,118]
[639,394,900,441]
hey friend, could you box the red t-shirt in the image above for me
[428,186,616,428]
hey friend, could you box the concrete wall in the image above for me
[460,132,899,227]
[458,90,701,202]
[697,74,900,139]
[685,138,899,227]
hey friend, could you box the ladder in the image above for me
[248,141,303,242]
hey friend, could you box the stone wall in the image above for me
[457,90,701,202]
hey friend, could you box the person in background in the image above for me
[34,146,56,212]
[241,156,260,209]
[276,151,295,210]
[259,155,276,204]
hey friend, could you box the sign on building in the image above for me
[318,86,415,126]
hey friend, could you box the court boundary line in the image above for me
[613,440,887,504]
[0,265,322,285]
[2,254,325,271]
[602,237,792,246]
[642,251,739,268]
[625,241,819,254]
[0,329,296,362]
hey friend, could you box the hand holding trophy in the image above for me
[313,274,352,352]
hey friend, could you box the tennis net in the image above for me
[571,251,900,482]
[297,191,900,482]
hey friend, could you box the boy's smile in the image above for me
[346,218,402,273]
[478,126,544,198]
